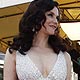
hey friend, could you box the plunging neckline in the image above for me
[26,53,60,79]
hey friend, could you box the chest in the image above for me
[28,53,58,75]
[16,51,67,80]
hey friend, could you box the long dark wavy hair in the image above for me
[9,0,67,55]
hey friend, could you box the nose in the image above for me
[52,17,58,26]
[53,16,58,23]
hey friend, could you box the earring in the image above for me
[32,28,35,32]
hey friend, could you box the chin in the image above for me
[49,33,55,35]
[45,31,55,35]
[50,32,55,35]
[50,34,55,35]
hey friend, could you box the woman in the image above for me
[4,0,72,80]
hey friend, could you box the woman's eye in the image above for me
[47,13,53,17]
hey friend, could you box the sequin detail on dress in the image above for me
[16,51,67,80]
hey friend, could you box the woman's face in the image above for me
[41,7,59,35]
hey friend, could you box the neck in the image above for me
[33,31,49,48]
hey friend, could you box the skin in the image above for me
[4,7,72,80]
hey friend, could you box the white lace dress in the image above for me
[16,51,67,80]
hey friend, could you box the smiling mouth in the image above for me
[49,25,57,30]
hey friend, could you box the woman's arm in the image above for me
[4,49,18,80]
[64,52,72,80]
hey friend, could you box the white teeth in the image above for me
[49,25,56,29]
[50,25,54,28]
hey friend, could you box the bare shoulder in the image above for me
[4,49,17,80]
[63,51,72,80]
[5,48,16,62]
[64,51,71,63]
